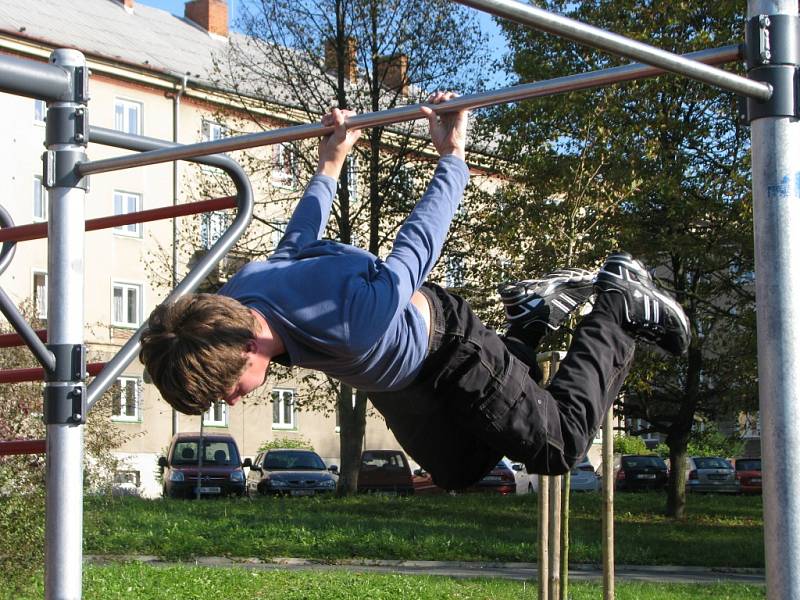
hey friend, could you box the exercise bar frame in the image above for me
[0,1,795,597]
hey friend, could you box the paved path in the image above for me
[86,555,765,585]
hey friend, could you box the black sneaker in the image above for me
[499,268,595,331]
[594,251,690,355]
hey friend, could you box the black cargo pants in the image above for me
[369,282,635,490]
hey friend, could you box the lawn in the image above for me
[4,564,766,600]
[83,491,764,568]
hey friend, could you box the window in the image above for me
[112,282,142,327]
[112,377,140,421]
[33,176,45,221]
[34,99,46,124]
[272,143,296,188]
[272,388,296,429]
[346,155,359,203]
[200,212,230,250]
[202,119,226,142]
[113,191,142,237]
[33,271,47,319]
[114,98,142,135]
[204,401,228,427]
[270,220,287,251]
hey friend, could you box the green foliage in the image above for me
[258,436,315,452]
[686,426,745,459]
[614,435,650,456]
[654,442,671,458]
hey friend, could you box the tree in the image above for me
[183,0,489,494]
[483,1,756,517]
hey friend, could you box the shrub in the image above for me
[258,436,314,452]
[614,434,650,455]
[686,426,745,459]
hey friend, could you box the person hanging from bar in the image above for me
[139,92,689,488]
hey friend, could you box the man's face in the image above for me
[223,349,270,406]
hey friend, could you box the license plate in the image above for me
[290,489,314,496]
[637,474,656,479]
[483,476,502,482]
[709,475,727,481]
[198,486,221,494]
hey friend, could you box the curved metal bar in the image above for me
[85,127,254,410]
[77,44,745,177]
[451,0,771,101]
[0,205,55,371]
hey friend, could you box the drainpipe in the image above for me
[171,73,188,437]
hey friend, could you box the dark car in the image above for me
[159,432,251,499]
[733,458,762,494]
[614,455,669,491]
[357,449,414,495]
[411,466,446,495]
[247,448,338,496]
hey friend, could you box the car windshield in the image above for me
[622,456,666,469]
[693,457,732,470]
[172,440,238,466]
[264,450,326,470]
[736,459,761,471]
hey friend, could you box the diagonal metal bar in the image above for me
[450,0,771,101]
[78,45,744,178]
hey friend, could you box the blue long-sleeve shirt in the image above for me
[218,154,469,391]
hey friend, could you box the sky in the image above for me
[137,0,511,86]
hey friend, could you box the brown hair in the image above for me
[139,294,258,415]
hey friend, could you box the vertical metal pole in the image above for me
[747,3,800,599]
[601,408,615,600]
[44,48,88,600]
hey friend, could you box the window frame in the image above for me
[111,376,141,422]
[112,190,143,237]
[271,143,296,189]
[32,270,48,320]
[113,97,143,135]
[271,388,296,430]
[111,281,143,328]
[33,175,46,222]
[33,99,46,125]
[203,401,228,427]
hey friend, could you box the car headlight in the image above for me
[319,479,336,489]
[229,471,244,483]
[269,479,288,488]
[169,471,184,482]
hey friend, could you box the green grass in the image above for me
[83,491,764,568]
[3,564,766,600]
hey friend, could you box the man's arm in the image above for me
[272,109,362,257]
[381,92,470,295]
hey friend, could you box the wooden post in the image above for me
[602,407,615,600]
[560,464,570,600]
[538,474,550,600]
[548,474,562,600]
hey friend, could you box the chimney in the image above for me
[185,0,228,37]
[324,37,357,83]
[376,54,409,96]
[118,0,134,10]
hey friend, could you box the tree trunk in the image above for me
[336,384,367,496]
[665,435,689,518]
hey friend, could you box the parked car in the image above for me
[158,432,251,499]
[686,456,740,494]
[614,455,669,491]
[569,458,600,492]
[530,458,599,493]
[468,458,533,495]
[247,448,338,496]
[733,458,762,494]
[358,449,414,495]
[410,465,446,495]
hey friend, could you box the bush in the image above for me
[614,434,650,455]
[686,426,745,459]
[258,436,314,452]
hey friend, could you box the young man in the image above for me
[140,92,690,489]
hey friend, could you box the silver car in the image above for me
[686,456,740,494]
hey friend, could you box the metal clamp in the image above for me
[44,384,86,425]
[45,105,89,147]
[44,344,86,382]
[42,149,89,190]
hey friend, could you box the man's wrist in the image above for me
[316,159,346,178]
[439,148,465,161]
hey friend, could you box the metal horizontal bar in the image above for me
[0,53,72,102]
[451,0,771,101]
[0,329,46,348]
[0,196,237,244]
[0,362,104,384]
[78,45,744,177]
[0,439,46,456]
